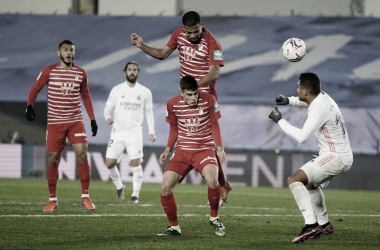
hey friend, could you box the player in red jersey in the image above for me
[25,40,98,212]
[131,11,232,207]
[158,76,226,236]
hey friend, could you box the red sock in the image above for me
[47,165,58,198]
[161,193,178,226]
[78,162,90,195]
[208,185,220,217]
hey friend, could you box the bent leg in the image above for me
[288,169,316,225]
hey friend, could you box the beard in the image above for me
[60,55,74,67]
[127,74,138,83]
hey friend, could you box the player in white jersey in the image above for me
[269,72,353,243]
[104,62,156,203]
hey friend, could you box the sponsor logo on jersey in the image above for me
[185,117,200,132]
[200,156,216,164]
[74,132,87,137]
[61,82,75,96]
[214,101,220,113]
[213,50,223,60]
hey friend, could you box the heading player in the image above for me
[25,40,98,212]
[131,10,231,207]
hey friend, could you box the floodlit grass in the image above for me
[0,179,379,249]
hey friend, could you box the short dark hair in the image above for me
[182,11,201,27]
[180,76,198,92]
[124,61,140,72]
[58,40,74,49]
[299,72,321,96]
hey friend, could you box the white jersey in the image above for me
[104,81,154,136]
[278,92,353,165]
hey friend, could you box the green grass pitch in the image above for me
[0,179,379,249]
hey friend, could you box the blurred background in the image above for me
[1,0,379,190]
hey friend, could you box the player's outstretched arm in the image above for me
[130,33,174,60]
[159,147,171,165]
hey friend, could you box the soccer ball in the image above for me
[282,38,306,62]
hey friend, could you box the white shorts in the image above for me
[105,133,143,161]
[301,154,352,188]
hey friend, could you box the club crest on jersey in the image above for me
[75,74,79,81]
[182,46,196,62]
[137,95,141,100]
[185,117,200,132]
[61,82,75,96]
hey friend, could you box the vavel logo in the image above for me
[185,117,199,132]
[61,82,75,96]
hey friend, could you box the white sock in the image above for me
[309,186,329,225]
[109,167,124,190]
[289,182,317,225]
[132,165,143,197]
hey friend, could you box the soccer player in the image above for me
[104,61,156,203]
[268,72,353,243]
[158,76,226,236]
[131,10,231,207]
[25,40,98,212]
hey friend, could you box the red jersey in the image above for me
[166,27,224,95]
[166,93,223,150]
[27,62,95,125]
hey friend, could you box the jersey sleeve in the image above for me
[79,69,95,120]
[278,102,325,143]
[145,89,155,135]
[166,28,182,49]
[207,32,224,67]
[209,96,223,147]
[165,99,178,149]
[27,66,50,105]
[104,86,117,120]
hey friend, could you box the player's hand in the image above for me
[25,105,36,121]
[131,33,143,48]
[149,134,156,143]
[268,107,282,123]
[275,95,289,105]
[159,147,171,165]
[91,120,98,137]
[106,118,113,125]
[216,146,226,164]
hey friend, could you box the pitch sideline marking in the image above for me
[1,213,379,218]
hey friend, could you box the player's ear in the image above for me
[57,50,60,57]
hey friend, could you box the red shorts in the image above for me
[46,121,87,152]
[164,148,218,183]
